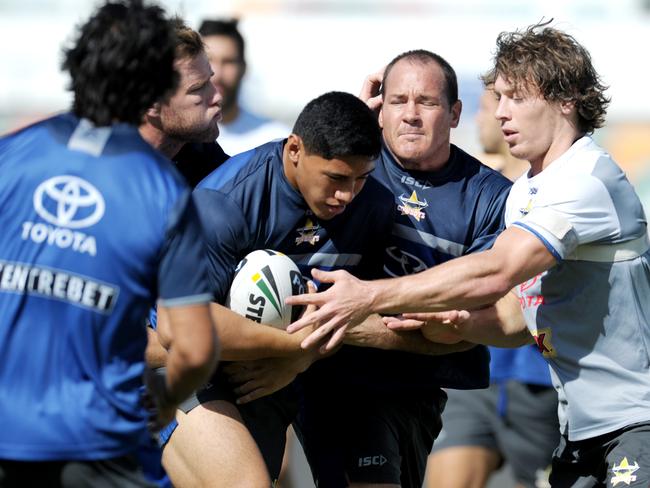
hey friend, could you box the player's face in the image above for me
[158,52,222,143]
[476,88,504,154]
[493,74,567,169]
[203,35,245,113]
[379,59,460,171]
[296,153,375,221]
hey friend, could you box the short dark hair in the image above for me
[382,49,459,107]
[198,18,245,63]
[482,21,609,134]
[62,0,176,127]
[292,92,381,161]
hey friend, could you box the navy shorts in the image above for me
[159,368,299,482]
[550,421,650,487]
[295,388,447,488]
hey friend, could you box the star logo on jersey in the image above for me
[531,327,557,358]
[251,266,283,317]
[610,457,640,486]
[397,191,428,221]
[295,218,321,245]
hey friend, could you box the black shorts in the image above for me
[179,371,299,482]
[432,381,559,487]
[550,421,650,488]
[0,454,156,488]
[294,388,447,488]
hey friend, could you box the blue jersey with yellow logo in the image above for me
[314,143,512,393]
[0,114,212,461]
[194,139,394,304]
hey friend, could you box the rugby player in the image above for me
[0,1,218,485]
[157,91,392,487]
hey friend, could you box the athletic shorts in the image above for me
[160,368,299,482]
[431,381,559,488]
[550,421,650,488]
[0,454,156,488]
[294,388,447,488]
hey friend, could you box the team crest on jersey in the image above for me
[610,457,640,486]
[251,266,283,317]
[531,327,556,358]
[397,191,428,221]
[520,187,538,216]
[295,218,321,245]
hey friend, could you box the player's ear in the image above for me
[146,102,161,118]
[286,134,303,167]
[450,99,462,128]
[378,105,384,129]
[559,99,576,115]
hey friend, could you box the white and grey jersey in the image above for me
[505,136,650,441]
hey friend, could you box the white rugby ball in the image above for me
[226,250,306,329]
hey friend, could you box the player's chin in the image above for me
[319,204,346,220]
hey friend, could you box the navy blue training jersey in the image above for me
[0,114,212,461]
[194,140,395,301]
[173,141,229,188]
[310,143,512,394]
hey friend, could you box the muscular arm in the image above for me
[343,313,475,355]
[163,303,219,404]
[210,303,311,360]
[157,301,311,361]
[396,292,532,348]
[288,226,557,349]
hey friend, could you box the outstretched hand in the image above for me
[384,310,469,344]
[285,268,374,352]
[359,68,385,113]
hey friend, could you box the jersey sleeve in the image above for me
[193,187,250,303]
[465,177,511,254]
[157,191,213,307]
[512,175,619,260]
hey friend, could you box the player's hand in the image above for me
[384,311,467,344]
[286,269,374,352]
[359,68,385,113]
[223,352,316,404]
[343,314,390,348]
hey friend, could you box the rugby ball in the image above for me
[226,250,306,329]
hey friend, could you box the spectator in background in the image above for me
[198,18,290,155]
[425,86,559,488]
[0,1,218,486]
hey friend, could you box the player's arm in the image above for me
[159,303,218,404]
[343,313,475,355]
[155,299,312,361]
[149,192,220,426]
[287,226,556,349]
[385,291,532,348]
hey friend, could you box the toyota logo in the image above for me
[384,246,428,276]
[33,176,105,229]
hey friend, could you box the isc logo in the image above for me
[358,455,387,467]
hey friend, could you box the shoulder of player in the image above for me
[450,145,512,193]
[196,140,282,193]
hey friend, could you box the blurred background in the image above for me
[2,0,649,185]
